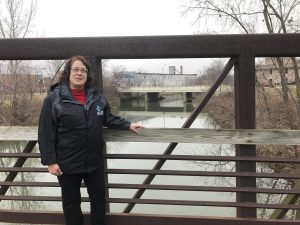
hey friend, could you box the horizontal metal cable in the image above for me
[106,183,300,194]
[2,195,300,210]
[0,195,89,202]
[106,169,300,179]
[0,153,40,158]
[108,198,300,209]
[105,154,300,163]
[0,167,48,172]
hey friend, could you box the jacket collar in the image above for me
[61,84,75,101]
[56,83,101,109]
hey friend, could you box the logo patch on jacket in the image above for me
[96,105,103,116]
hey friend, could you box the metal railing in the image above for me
[0,34,300,224]
[0,127,300,224]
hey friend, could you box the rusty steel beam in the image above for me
[109,198,300,210]
[0,211,299,225]
[234,55,256,218]
[107,213,300,225]
[0,34,299,60]
[107,183,300,195]
[105,169,300,179]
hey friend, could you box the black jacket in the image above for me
[38,83,130,174]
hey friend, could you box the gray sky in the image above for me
[35,0,194,37]
[34,0,212,74]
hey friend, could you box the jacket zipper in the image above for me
[84,104,88,171]
[84,96,101,172]
[62,99,90,171]
[62,93,101,172]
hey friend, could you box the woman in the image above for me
[38,55,142,225]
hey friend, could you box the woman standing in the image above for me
[38,55,142,225]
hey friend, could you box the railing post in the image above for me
[87,56,103,91]
[234,55,257,218]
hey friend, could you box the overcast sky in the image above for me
[35,0,195,37]
[34,0,212,74]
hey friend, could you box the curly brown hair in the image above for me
[58,55,93,87]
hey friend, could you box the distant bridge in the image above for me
[118,85,232,93]
[118,100,194,116]
[117,85,232,101]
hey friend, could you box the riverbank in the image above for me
[204,90,298,130]
[204,91,300,175]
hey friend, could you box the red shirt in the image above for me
[71,88,86,105]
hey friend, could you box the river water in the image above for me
[0,94,237,224]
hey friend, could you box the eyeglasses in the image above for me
[71,67,88,74]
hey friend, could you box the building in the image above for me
[114,66,198,88]
[256,57,300,86]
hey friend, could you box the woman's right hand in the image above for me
[48,164,63,176]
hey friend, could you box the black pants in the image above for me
[57,169,106,225]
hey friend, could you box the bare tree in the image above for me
[102,64,128,101]
[0,0,36,38]
[183,0,300,34]
[183,0,300,128]
[197,59,233,85]
[0,0,37,125]
[135,69,147,87]
[43,59,65,91]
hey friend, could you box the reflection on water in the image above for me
[0,141,50,225]
[0,95,236,222]
[110,96,236,216]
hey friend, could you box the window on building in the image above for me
[270,69,272,74]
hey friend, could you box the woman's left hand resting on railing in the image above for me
[129,123,144,133]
